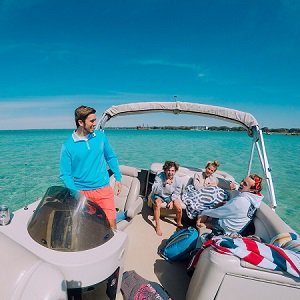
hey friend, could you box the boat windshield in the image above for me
[27,186,114,252]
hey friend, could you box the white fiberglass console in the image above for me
[0,186,127,299]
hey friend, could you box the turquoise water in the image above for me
[0,129,299,233]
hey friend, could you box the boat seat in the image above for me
[148,162,235,217]
[110,165,143,230]
[186,202,300,300]
[253,201,296,242]
[147,163,192,217]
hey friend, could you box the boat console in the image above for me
[0,186,127,299]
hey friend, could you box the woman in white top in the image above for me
[193,160,220,190]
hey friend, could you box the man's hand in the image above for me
[229,182,237,190]
[165,178,173,185]
[214,201,225,208]
[115,181,122,195]
[166,201,174,209]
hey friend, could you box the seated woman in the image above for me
[151,161,183,236]
[182,160,236,220]
[197,174,263,235]
[193,160,220,190]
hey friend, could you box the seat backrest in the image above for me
[149,162,235,193]
[150,163,195,192]
[110,165,140,212]
[254,201,295,243]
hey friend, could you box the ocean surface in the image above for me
[0,129,299,233]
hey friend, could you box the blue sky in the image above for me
[0,0,299,129]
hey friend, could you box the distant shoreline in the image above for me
[0,126,299,135]
[105,126,300,135]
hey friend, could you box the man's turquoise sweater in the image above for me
[60,131,122,191]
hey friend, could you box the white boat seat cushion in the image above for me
[187,246,300,300]
[150,162,235,192]
[148,162,236,214]
[148,163,199,215]
[254,201,296,243]
[110,165,143,230]
[187,202,300,300]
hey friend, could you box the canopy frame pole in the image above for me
[248,140,255,176]
[252,126,277,209]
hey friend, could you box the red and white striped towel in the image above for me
[204,236,300,278]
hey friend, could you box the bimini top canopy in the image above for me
[97,101,276,208]
[97,101,259,133]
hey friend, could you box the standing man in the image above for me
[60,105,122,229]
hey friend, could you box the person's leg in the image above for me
[81,186,117,229]
[173,199,183,228]
[153,197,163,236]
[101,186,117,229]
[108,219,117,230]
[196,215,209,230]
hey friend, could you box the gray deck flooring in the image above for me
[118,203,192,300]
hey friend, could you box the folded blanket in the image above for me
[270,232,300,253]
[121,270,171,300]
[182,185,229,219]
[209,236,300,278]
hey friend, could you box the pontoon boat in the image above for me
[0,102,299,300]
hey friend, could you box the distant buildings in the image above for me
[105,126,299,134]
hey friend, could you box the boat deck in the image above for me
[118,202,191,300]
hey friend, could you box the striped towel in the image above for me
[208,236,300,278]
[182,185,229,219]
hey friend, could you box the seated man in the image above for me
[151,161,183,236]
[197,174,263,234]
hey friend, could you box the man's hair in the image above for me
[74,106,96,128]
[162,161,179,172]
[249,174,263,193]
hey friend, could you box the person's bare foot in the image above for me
[156,227,162,236]
[174,217,183,228]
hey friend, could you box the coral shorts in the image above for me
[80,186,116,220]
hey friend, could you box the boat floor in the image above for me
[117,202,192,300]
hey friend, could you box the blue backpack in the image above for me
[159,227,199,262]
